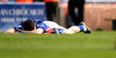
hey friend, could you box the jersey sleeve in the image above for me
[14,24,23,33]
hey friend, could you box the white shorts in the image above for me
[43,21,66,29]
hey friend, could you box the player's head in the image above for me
[21,19,35,31]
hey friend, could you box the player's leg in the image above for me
[68,1,77,25]
[63,22,91,34]
[77,3,85,25]
[63,26,85,34]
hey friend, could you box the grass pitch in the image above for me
[0,31,116,58]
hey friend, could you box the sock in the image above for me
[78,25,87,32]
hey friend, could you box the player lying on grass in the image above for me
[6,19,91,34]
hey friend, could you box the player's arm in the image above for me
[21,28,44,34]
[5,28,15,34]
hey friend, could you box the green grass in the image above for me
[0,31,116,58]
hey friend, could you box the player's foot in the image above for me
[81,22,91,34]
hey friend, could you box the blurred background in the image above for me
[0,0,116,31]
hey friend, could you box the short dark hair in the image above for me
[21,20,35,31]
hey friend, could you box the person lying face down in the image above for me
[6,19,91,34]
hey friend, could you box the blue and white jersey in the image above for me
[14,20,66,34]
[36,21,66,34]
